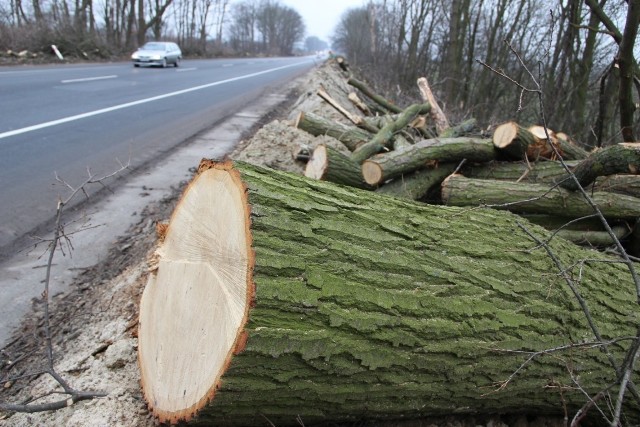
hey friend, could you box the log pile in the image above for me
[137,60,640,425]
[296,74,640,251]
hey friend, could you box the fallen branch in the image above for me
[0,161,129,414]
[361,137,495,186]
[417,76,450,134]
[347,77,403,114]
[350,103,431,163]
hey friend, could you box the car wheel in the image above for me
[174,58,180,68]
[161,58,167,68]
[134,64,139,68]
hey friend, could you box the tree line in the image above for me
[332,0,640,147]
[0,0,307,57]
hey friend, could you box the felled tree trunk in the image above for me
[294,111,372,151]
[464,160,640,198]
[555,134,589,160]
[560,143,640,191]
[494,123,587,161]
[375,163,457,200]
[463,160,578,183]
[347,77,403,114]
[139,160,638,426]
[304,144,370,189]
[493,122,540,159]
[441,174,640,219]
[361,138,496,186]
[518,214,631,247]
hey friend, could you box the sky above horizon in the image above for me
[279,0,365,43]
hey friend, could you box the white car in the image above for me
[132,42,182,68]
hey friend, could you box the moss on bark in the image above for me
[146,161,639,426]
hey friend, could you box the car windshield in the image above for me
[142,43,166,51]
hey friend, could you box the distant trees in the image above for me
[304,36,328,53]
[228,0,304,56]
[0,0,306,58]
[332,0,640,147]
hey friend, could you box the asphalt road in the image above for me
[0,56,317,257]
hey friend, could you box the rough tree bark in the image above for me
[294,111,372,152]
[560,143,640,191]
[375,163,457,200]
[304,144,370,189]
[617,0,640,142]
[347,77,403,114]
[441,174,640,219]
[139,160,638,426]
[361,137,495,186]
[350,103,431,163]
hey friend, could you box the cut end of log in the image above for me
[528,125,554,140]
[492,122,518,149]
[138,159,254,424]
[361,159,384,186]
[304,144,328,180]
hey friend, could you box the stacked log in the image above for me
[293,74,640,251]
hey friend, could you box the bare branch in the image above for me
[1,160,129,414]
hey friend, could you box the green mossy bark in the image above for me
[363,138,496,185]
[351,103,431,163]
[464,161,578,183]
[375,163,457,200]
[348,78,403,114]
[190,162,639,426]
[561,143,640,191]
[464,161,640,198]
[556,137,589,160]
[311,145,371,190]
[296,111,372,152]
[439,118,477,138]
[441,174,640,219]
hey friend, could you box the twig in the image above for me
[611,326,640,426]
[1,160,129,414]
[489,338,635,393]
[482,37,640,418]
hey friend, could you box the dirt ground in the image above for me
[0,60,565,427]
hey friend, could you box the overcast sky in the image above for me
[279,0,365,43]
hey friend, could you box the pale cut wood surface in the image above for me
[138,163,252,424]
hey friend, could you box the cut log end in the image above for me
[138,159,254,424]
[492,122,518,149]
[361,159,384,185]
[304,144,328,180]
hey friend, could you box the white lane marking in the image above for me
[0,59,312,141]
[222,64,233,67]
[0,66,118,76]
[61,75,118,83]
[176,67,197,72]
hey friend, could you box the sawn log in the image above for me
[139,160,638,426]
[361,137,496,186]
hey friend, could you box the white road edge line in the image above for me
[0,59,312,141]
[61,75,118,83]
